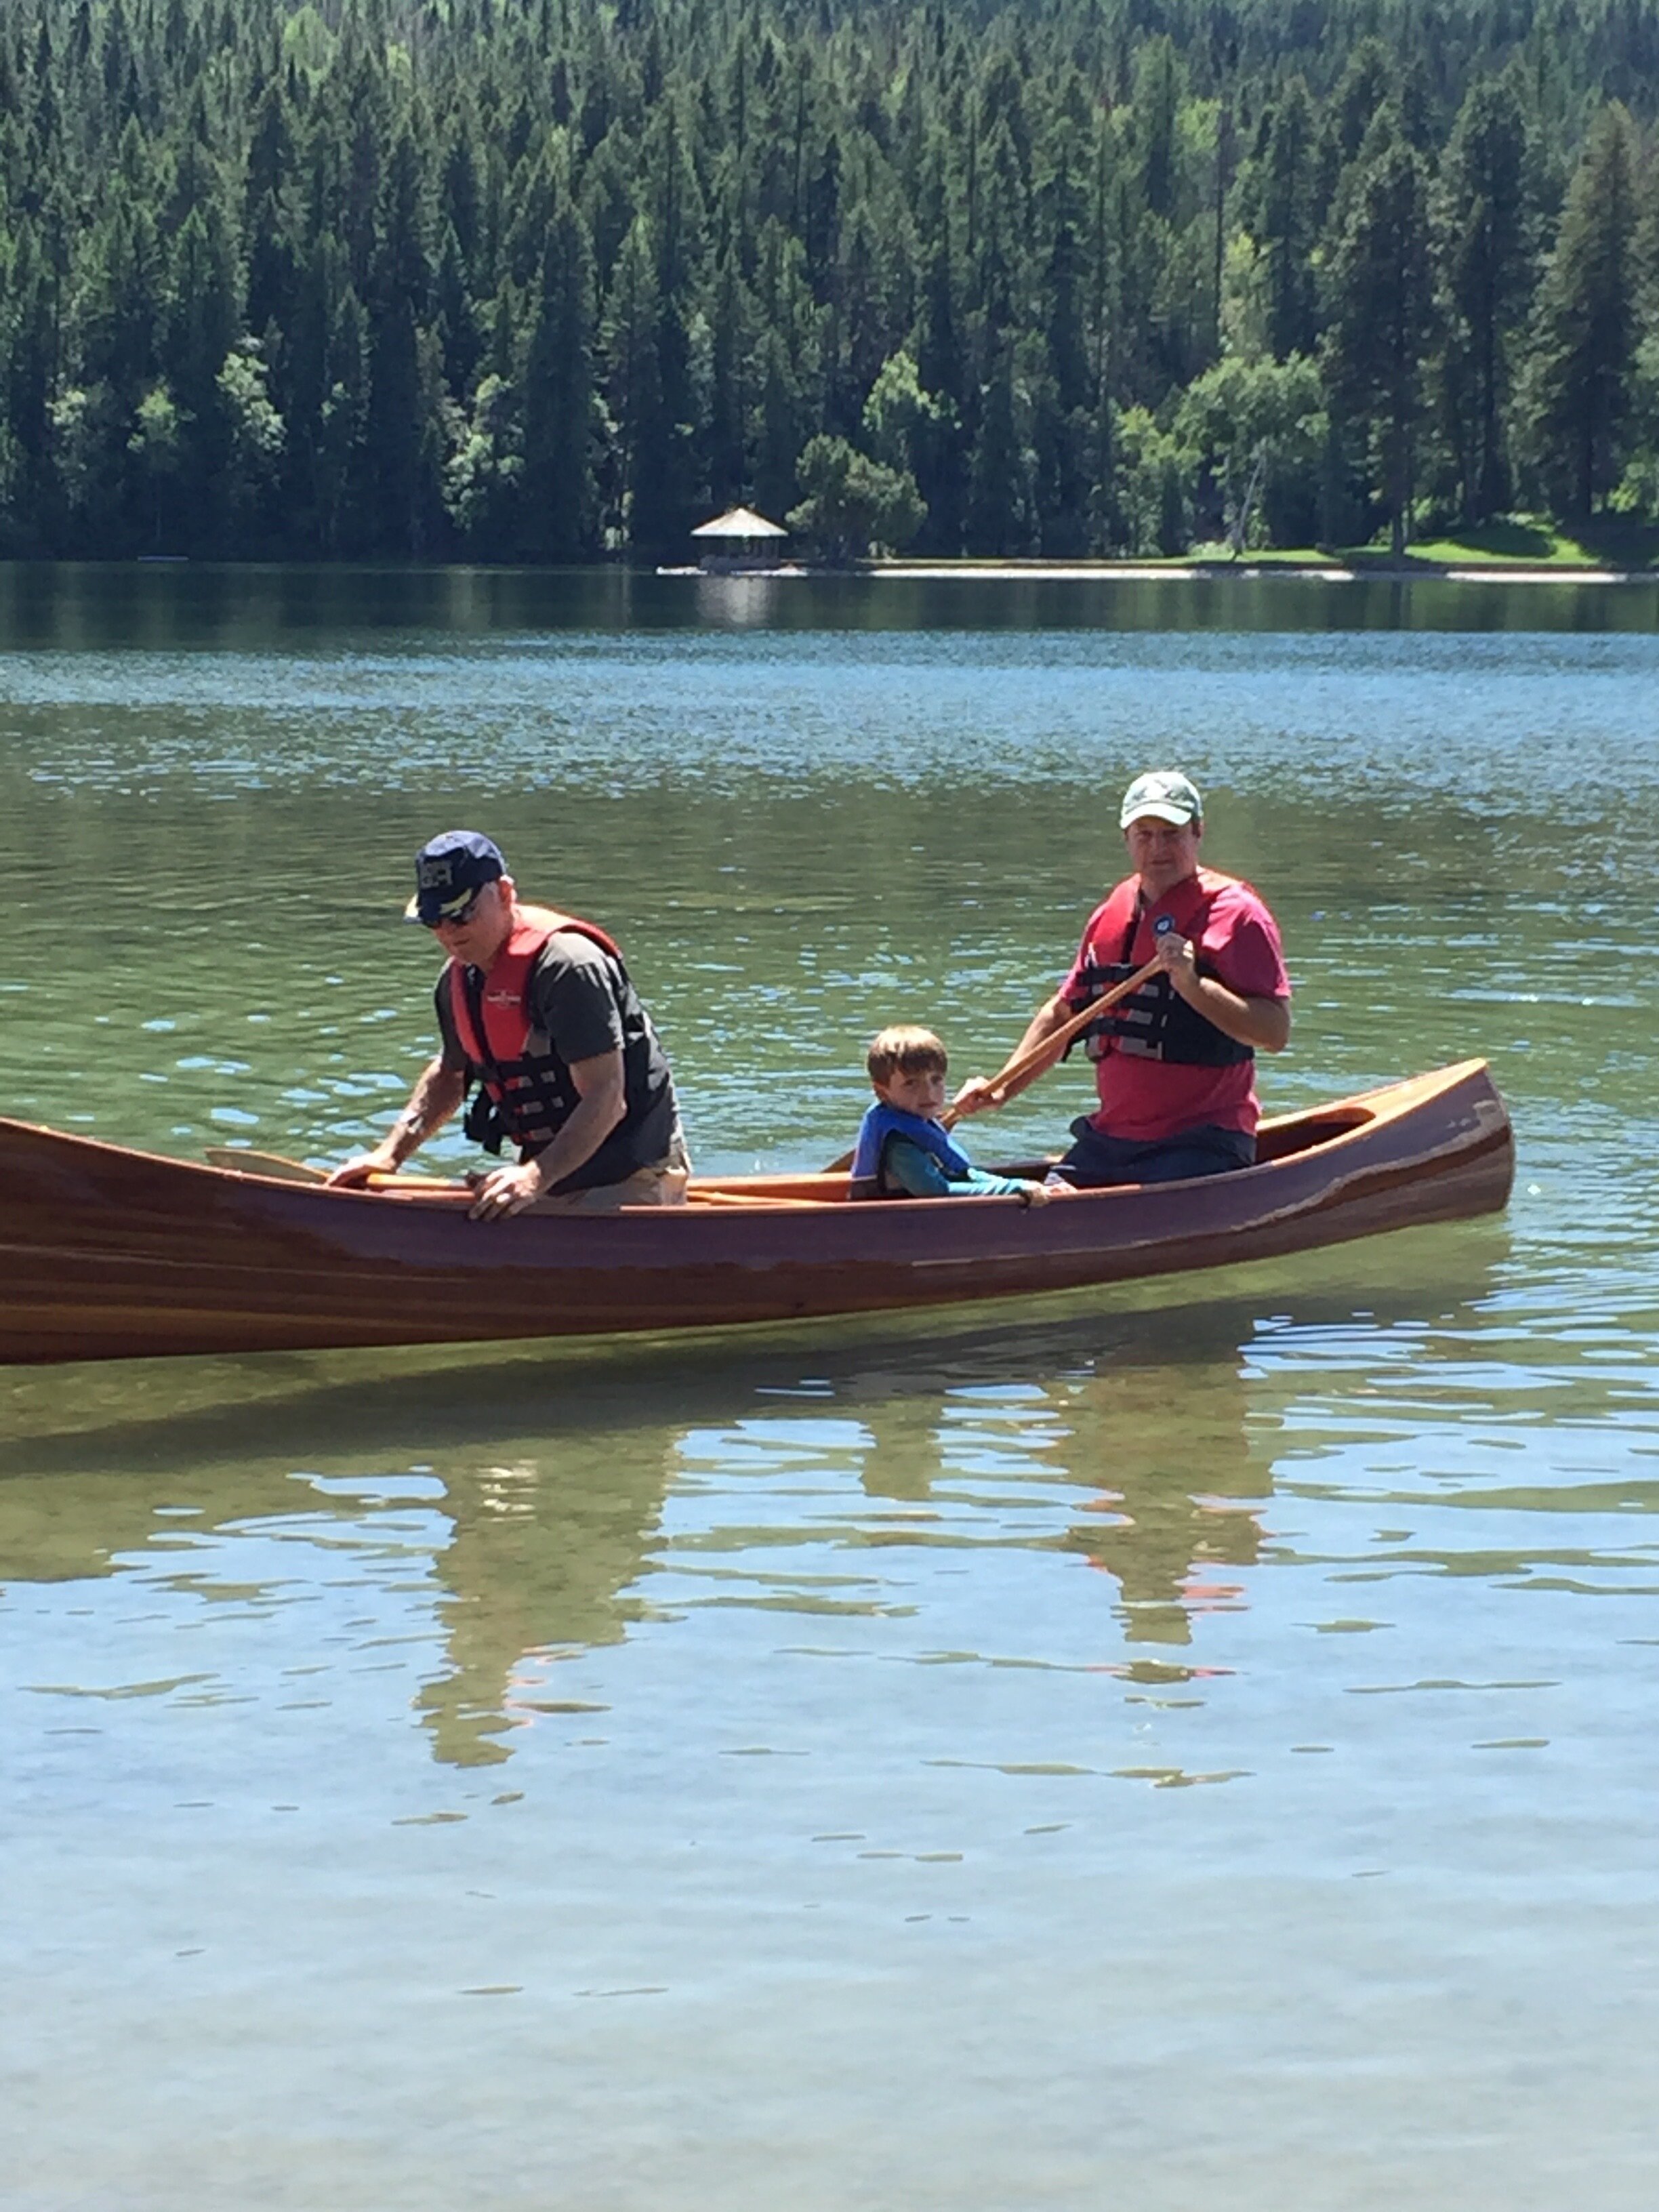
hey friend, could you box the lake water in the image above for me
[4,565,1658,2209]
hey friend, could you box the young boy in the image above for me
[849,1026,1054,1204]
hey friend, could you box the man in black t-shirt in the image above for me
[329,831,687,1218]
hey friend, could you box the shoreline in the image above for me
[2,552,1648,586]
[661,558,1656,585]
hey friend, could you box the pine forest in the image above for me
[5,0,1659,562]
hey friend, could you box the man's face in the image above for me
[429,875,515,967]
[1124,813,1201,895]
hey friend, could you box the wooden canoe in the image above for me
[0,1060,1513,1365]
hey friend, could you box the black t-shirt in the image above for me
[437,929,677,1186]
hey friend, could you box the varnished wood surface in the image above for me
[0,1061,1514,1364]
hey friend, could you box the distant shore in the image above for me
[885,558,1654,583]
[662,556,1658,584]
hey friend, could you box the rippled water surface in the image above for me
[4,567,1658,2209]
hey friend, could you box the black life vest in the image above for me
[1070,871,1254,1068]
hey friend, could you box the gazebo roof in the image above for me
[691,505,788,539]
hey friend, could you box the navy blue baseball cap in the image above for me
[405,830,507,924]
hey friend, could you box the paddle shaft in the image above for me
[204,1147,464,1193]
[947,952,1165,1120]
[823,952,1166,1174]
[203,1146,327,1183]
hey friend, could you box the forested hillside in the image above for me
[3,0,1659,560]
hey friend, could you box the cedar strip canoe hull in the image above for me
[0,1061,1513,1365]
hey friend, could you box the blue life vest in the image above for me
[849,1103,976,1200]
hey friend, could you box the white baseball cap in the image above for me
[1120,770,1202,829]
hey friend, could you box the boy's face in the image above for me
[878,1063,947,1120]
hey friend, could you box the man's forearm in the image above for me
[1176,978,1291,1053]
[379,1060,468,1166]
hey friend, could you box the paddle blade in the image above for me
[204,1146,327,1184]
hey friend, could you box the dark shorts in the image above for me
[1055,1118,1256,1189]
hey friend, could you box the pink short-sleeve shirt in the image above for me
[1060,874,1290,1142]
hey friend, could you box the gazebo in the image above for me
[689,505,789,572]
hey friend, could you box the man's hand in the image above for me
[951,1076,1003,1118]
[1151,928,1200,994]
[326,1060,466,1188]
[327,1150,398,1189]
[1147,934,1292,1053]
[468,1160,547,1220]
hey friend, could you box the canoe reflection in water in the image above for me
[0,1237,1506,1767]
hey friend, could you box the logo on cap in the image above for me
[405,830,507,924]
[1120,771,1202,831]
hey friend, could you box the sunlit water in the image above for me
[3,567,1658,2208]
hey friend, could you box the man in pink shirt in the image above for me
[954,770,1292,1185]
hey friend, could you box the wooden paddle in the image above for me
[823,953,1166,1174]
[203,1147,464,1193]
[203,1149,802,1211]
[204,1146,328,1183]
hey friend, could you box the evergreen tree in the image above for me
[1031,120,1090,554]
[967,325,1028,554]
[1132,37,1183,224]
[3,224,57,537]
[1437,73,1536,520]
[434,220,484,399]
[519,190,597,559]
[644,96,708,545]
[706,245,758,508]
[754,326,804,524]
[363,122,442,553]
[1517,102,1641,517]
[1322,123,1437,554]
[913,135,968,552]
[316,280,371,554]
[166,196,240,542]
[1248,77,1319,363]
[602,213,666,548]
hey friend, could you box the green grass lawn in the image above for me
[1188,516,1659,571]
[1397,516,1659,567]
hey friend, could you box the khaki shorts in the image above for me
[528,1122,692,1213]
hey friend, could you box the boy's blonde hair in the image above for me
[867,1025,948,1086]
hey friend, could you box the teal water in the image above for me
[3,567,1658,2209]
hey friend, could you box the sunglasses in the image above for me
[422,889,485,930]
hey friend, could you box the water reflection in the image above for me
[825,1325,1266,1648]
[1,562,1657,651]
[417,1433,672,1767]
[1054,1361,1267,1647]
[0,1251,1524,1771]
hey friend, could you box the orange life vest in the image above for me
[446,904,637,1157]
